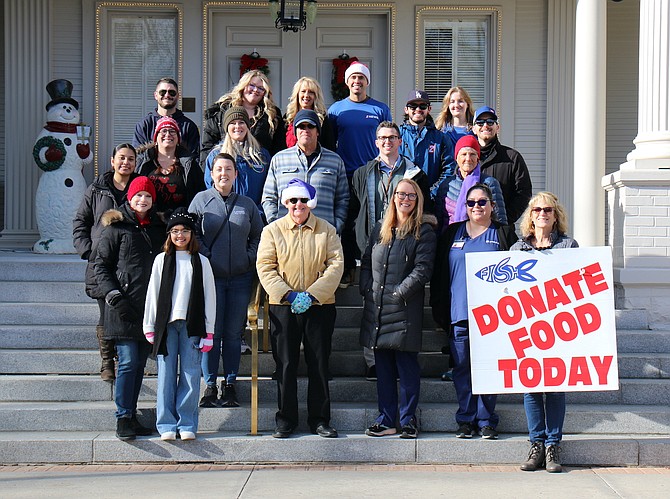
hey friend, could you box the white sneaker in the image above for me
[180,431,196,440]
[240,338,252,354]
[160,431,176,441]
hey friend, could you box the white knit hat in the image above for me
[345,62,371,85]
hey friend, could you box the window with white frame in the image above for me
[421,12,496,110]
[96,6,180,168]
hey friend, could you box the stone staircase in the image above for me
[0,252,668,466]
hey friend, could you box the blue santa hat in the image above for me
[281,178,317,209]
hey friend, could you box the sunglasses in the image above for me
[407,103,429,111]
[289,197,309,204]
[296,123,317,130]
[466,199,490,207]
[158,89,177,97]
[531,206,554,214]
[474,119,498,127]
[395,192,417,201]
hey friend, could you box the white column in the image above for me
[573,0,607,247]
[1,0,49,249]
[602,0,670,329]
[625,0,670,168]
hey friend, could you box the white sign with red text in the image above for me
[466,247,618,394]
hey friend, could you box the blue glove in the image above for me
[285,291,299,304]
[291,292,313,314]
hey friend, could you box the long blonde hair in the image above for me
[285,77,328,125]
[379,179,424,245]
[435,86,475,130]
[519,191,570,238]
[215,70,280,134]
[220,124,266,166]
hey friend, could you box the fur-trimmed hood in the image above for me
[422,213,438,229]
[100,208,125,227]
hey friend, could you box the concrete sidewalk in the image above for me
[1,464,668,498]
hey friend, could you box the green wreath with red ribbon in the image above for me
[331,56,359,101]
[33,136,66,172]
[240,52,270,78]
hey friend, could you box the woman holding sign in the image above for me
[511,191,578,473]
[430,183,517,440]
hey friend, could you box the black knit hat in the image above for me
[166,207,197,233]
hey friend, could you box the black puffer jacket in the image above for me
[200,102,286,164]
[72,171,139,298]
[359,216,437,352]
[93,203,165,341]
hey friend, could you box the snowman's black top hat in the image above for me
[45,79,79,111]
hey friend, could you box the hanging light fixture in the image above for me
[268,0,317,32]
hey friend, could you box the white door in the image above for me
[206,6,389,111]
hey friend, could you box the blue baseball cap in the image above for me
[474,106,498,121]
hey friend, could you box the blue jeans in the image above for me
[114,339,150,419]
[156,320,203,435]
[524,392,566,446]
[450,324,499,428]
[202,273,253,386]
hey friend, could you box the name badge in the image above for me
[452,241,465,249]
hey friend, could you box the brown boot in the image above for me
[96,325,116,382]
[545,444,563,473]
[520,441,545,471]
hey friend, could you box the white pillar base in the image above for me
[603,169,670,328]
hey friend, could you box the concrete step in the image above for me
[2,349,666,379]
[2,375,668,407]
[0,431,667,466]
[1,400,668,435]
[0,281,89,303]
[0,253,85,282]
[1,431,667,466]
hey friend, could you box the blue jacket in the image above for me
[399,120,455,198]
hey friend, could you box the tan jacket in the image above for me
[257,212,344,305]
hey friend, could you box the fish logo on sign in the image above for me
[475,257,538,283]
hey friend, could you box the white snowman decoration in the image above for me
[33,79,92,253]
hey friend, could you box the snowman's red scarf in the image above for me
[45,122,78,133]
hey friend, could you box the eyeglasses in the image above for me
[531,206,554,214]
[407,103,429,111]
[158,89,177,97]
[474,119,498,127]
[159,129,177,136]
[248,83,266,94]
[395,192,417,201]
[296,123,317,130]
[169,229,192,235]
[377,135,399,142]
[466,199,490,207]
[289,197,309,205]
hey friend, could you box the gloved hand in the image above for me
[291,292,314,314]
[144,332,155,344]
[105,290,137,322]
[285,291,299,304]
[199,333,214,353]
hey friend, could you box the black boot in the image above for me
[520,441,545,471]
[199,384,218,408]
[116,417,136,441]
[218,383,239,407]
[97,325,116,382]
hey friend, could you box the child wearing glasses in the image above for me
[143,208,217,441]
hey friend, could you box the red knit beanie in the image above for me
[127,176,156,202]
[455,135,481,158]
[153,116,181,143]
